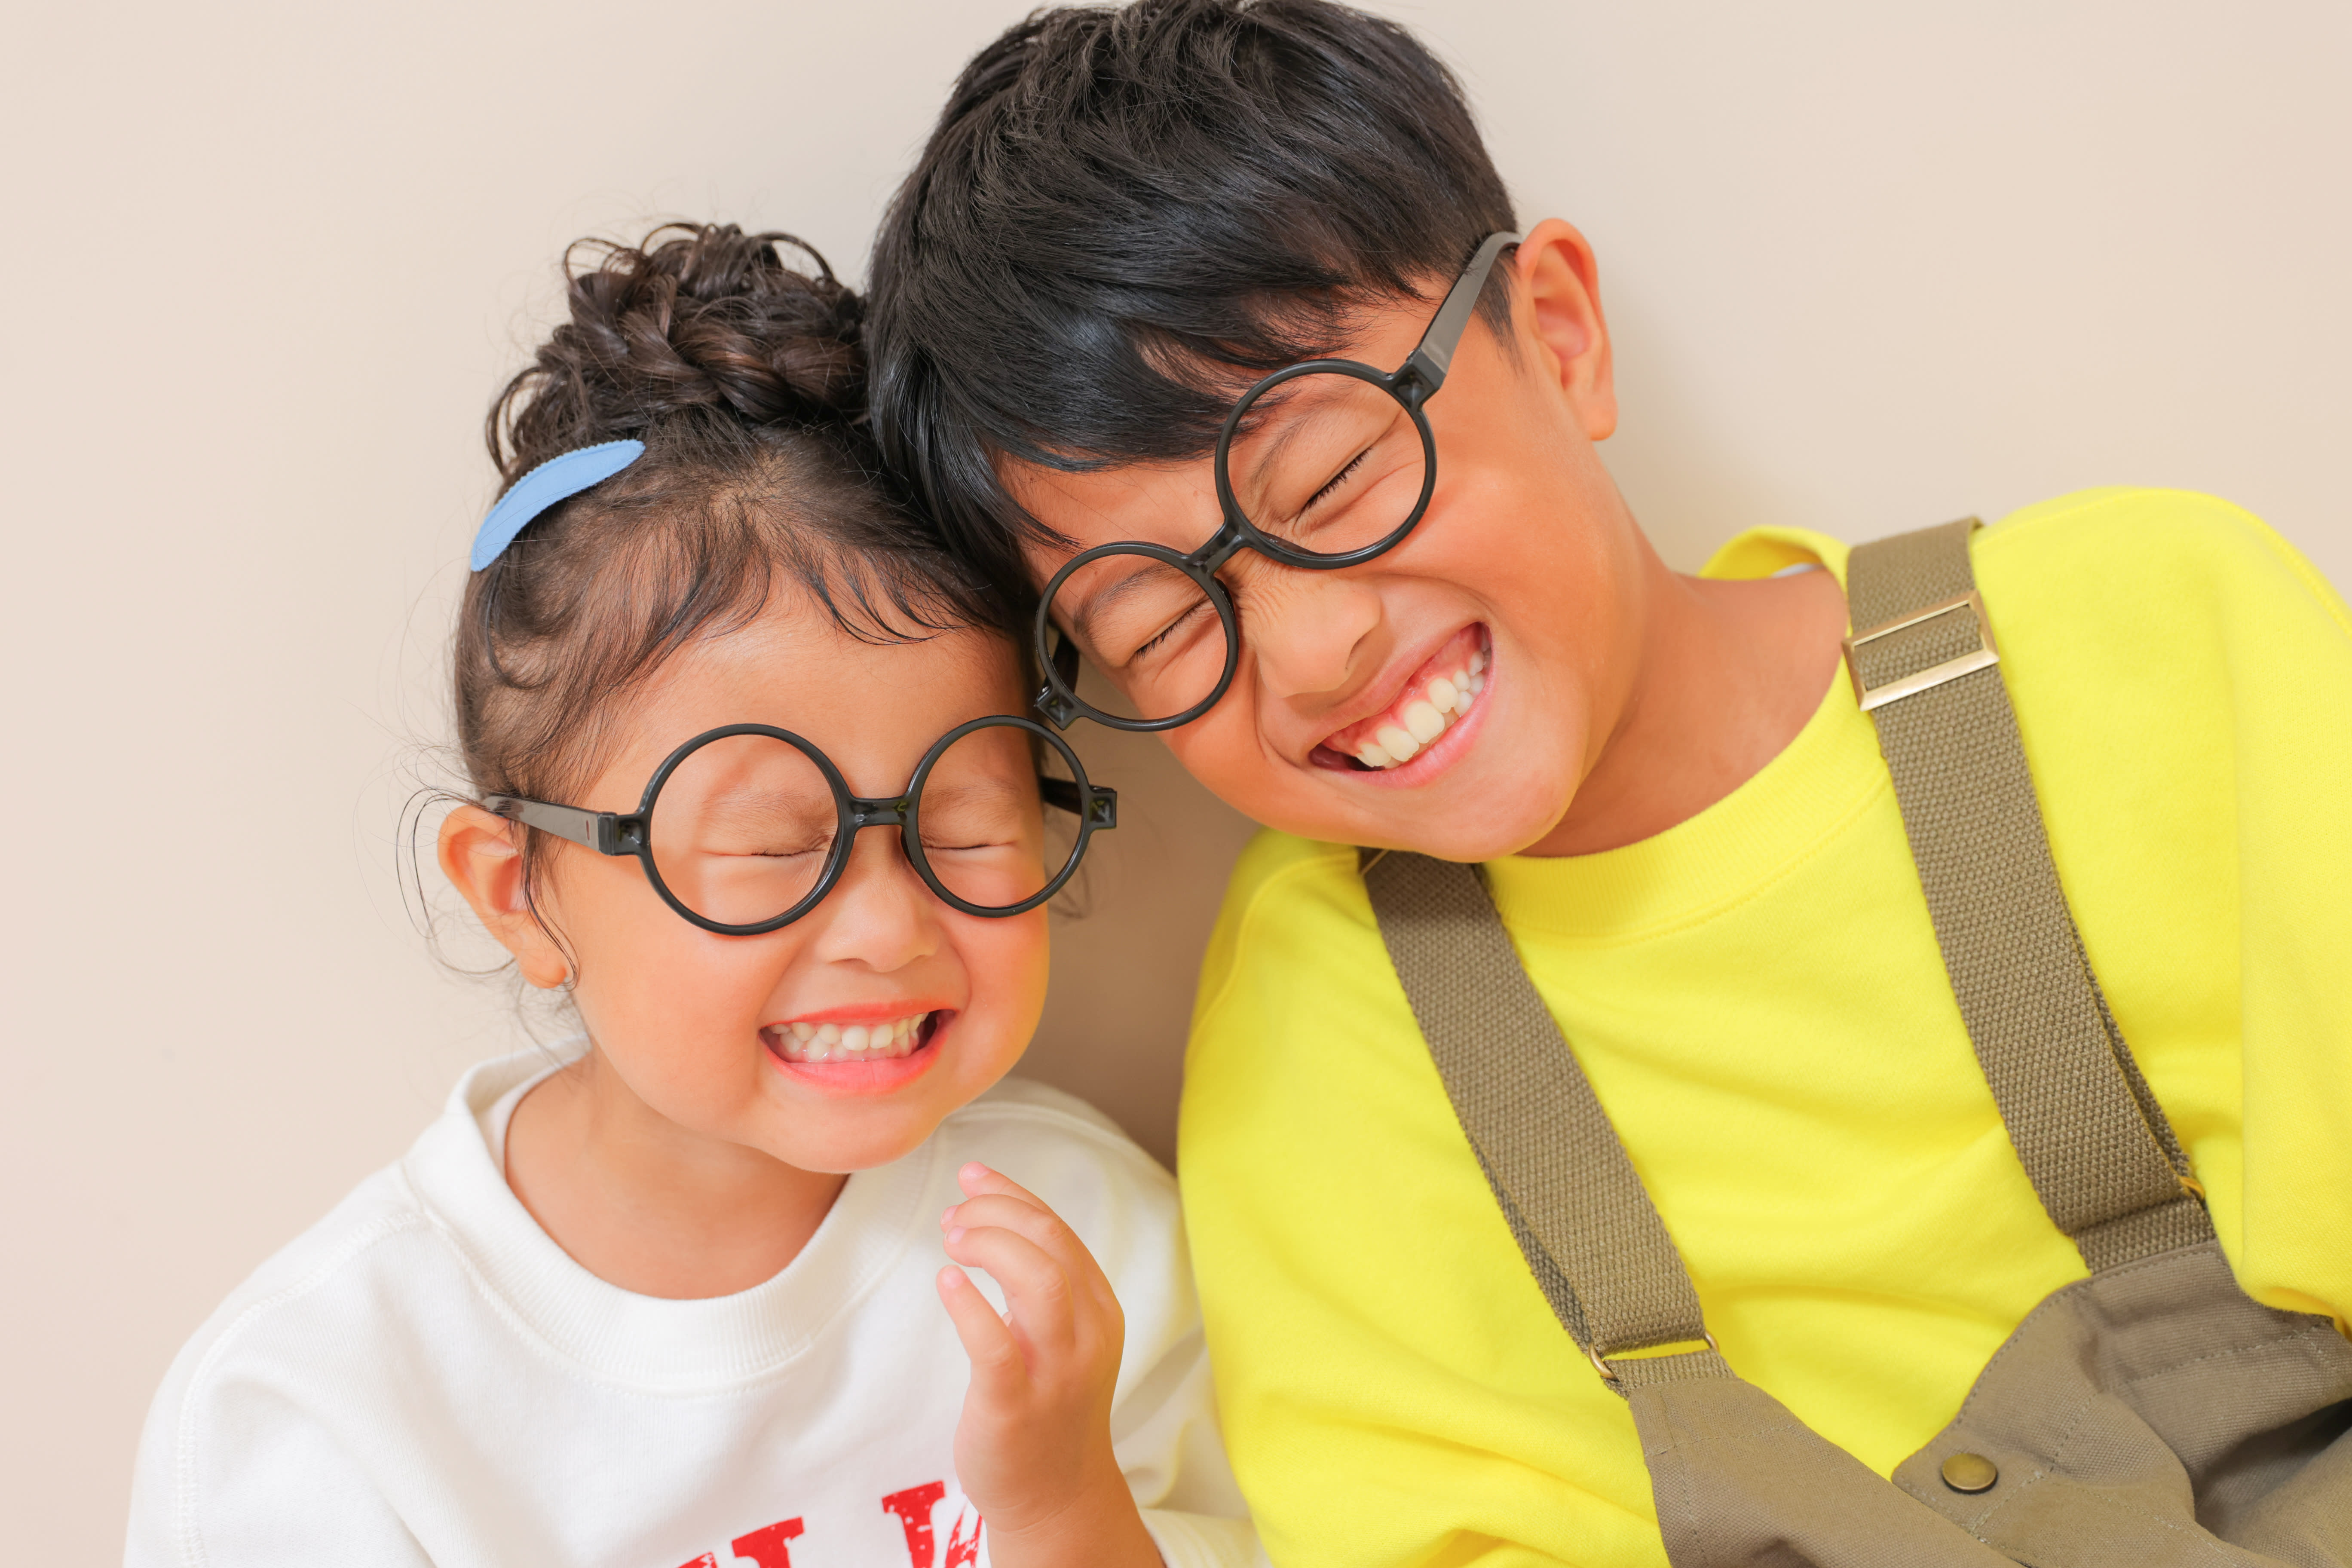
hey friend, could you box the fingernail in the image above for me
[941,1206,956,1227]
[946,1226,965,1245]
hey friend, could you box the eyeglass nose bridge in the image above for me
[843,794,915,832]
[1194,519,1251,576]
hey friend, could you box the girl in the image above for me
[126,224,1259,1568]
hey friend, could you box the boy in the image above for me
[868,2,2352,1563]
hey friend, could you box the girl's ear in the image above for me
[1511,217,1617,443]
[438,805,571,989]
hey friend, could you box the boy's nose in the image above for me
[1237,563,1385,706]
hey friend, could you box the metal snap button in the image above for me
[1941,1452,1999,1494]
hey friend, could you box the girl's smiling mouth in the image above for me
[762,1009,953,1094]
[763,1009,941,1064]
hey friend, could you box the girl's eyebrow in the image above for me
[913,776,1029,811]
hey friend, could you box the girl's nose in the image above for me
[808,826,945,972]
[1235,562,1385,703]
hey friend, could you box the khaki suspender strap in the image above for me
[1363,518,2211,1401]
[1844,518,2211,1271]
[1363,849,1731,1393]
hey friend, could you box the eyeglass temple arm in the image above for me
[1038,775,1118,830]
[483,795,646,857]
[1400,230,1523,397]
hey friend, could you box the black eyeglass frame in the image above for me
[484,716,1118,937]
[1032,229,1524,734]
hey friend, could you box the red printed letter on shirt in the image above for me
[944,1507,985,1568]
[728,1518,805,1568]
[881,1481,949,1568]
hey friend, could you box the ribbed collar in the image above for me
[1484,525,1887,943]
[402,1047,939,1395]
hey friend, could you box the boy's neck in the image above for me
[503,1050,848,1300]
[1522,533,1848,858]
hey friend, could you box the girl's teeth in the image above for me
[771,1012,932,1064]
[1351,654,1489,771]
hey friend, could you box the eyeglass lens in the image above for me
[1044,551,1226,726]
[647,734,837,927]
[1224,371,1430,555]
[1042,371,1428,726]
[644,726,1083,927]
[915,723,1081,911]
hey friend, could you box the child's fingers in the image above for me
[943,1223,1079,1354]
[942,1193,1113,1301]
[934,1265,1026,1402]
[943,1173,1121,1318]
[956,1161,1049,1211]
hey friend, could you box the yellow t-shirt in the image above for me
[1177,489,2352,1568]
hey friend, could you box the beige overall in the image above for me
[1363,521,2352,1564]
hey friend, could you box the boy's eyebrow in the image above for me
[1231,394,1313,478]
[1070,557,1191,650]
[1225,375,1363,483]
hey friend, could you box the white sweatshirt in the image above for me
[126,1050,1260,1568]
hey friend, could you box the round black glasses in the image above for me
[1033,230,1522,734]
[484,716,1118,936]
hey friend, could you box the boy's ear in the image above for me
[1511,217,1617,442]
[439,804,571,989]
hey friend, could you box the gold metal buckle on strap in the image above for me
[1589,1330,1719,1382]
[1842,591,2001,712]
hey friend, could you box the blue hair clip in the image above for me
[470,439,646,570]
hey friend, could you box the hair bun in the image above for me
[493,224,869,484]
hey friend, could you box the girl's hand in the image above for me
[936,1162,1163,1568]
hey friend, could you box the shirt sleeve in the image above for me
[2184,504,2352,1324]
[126,1343,438,1568]
[1980,490,2352,1327]
[1105,1196,1265,1566]
[1118,1324,1266,1567]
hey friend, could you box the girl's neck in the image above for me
[503,1048,847,1300]
[1523,531,1847,858]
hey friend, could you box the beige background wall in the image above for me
[3,0,2345,1556]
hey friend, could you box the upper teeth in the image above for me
[769,1012,932,1063]
[1356,648,1486,769]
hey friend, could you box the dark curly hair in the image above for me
[457,222,1009,903]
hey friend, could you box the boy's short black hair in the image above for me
[867,0,1517,604]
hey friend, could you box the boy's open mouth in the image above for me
[762,1010,942,1065]
[1314,624,1491,772]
